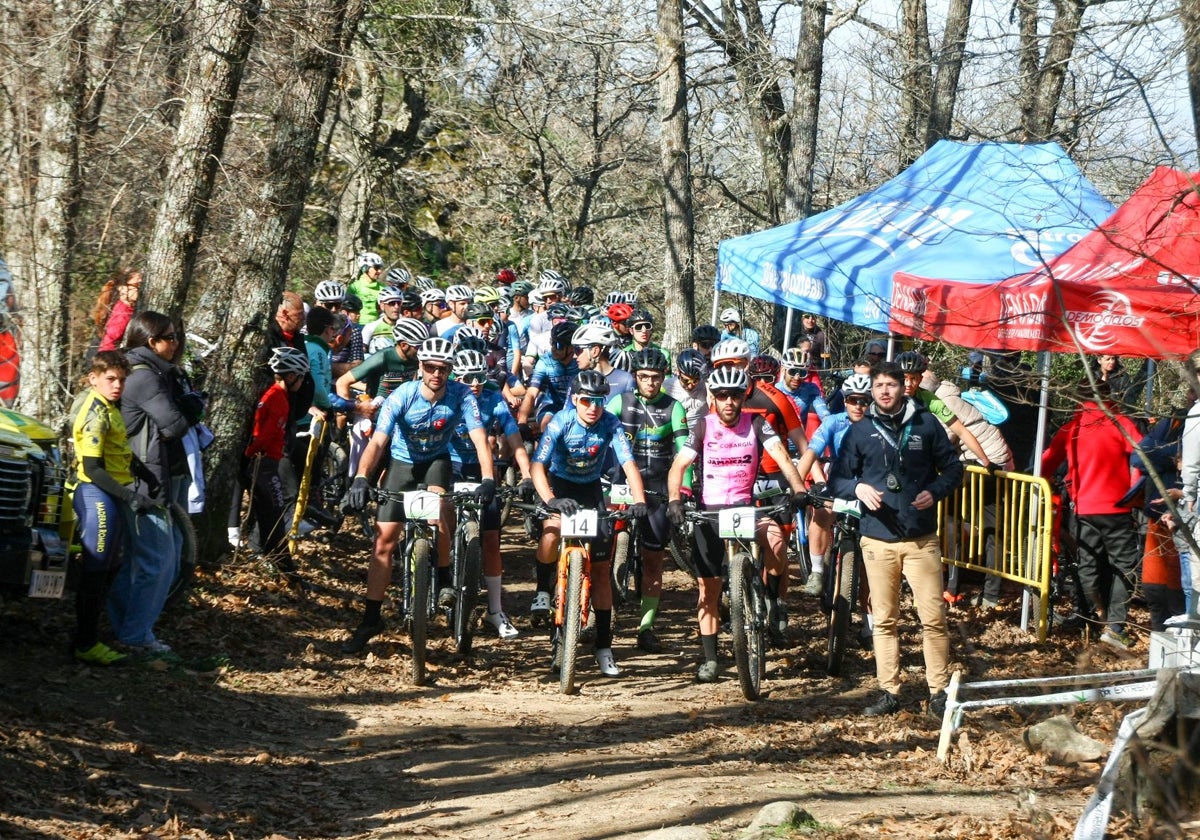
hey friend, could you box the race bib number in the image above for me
[608,484,634,505]
[754,479,784,499]
[718,506,757,539]
[832,498,862,518]
[404,490,441,520]
[561,509,599,538]
[453,481,480,494]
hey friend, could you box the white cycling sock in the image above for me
[811,554,825,574]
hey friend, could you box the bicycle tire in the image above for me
[610,529,633,607]
[791,509,812,586]
[165,502,197,609]
[729,551,763,701]
[316,439,348,531]
[501,462,518,524]
[668,528,696,580]
[560,548,585,695]
[453,520,482,654]
[410,538,432,685]
[826,545,856,676]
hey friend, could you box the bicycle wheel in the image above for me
[165,502,197,609]
[453,520,482,654]
[826,544,857,676]
[668,528,696,580]
[501,462,518,524]
[610,529,634,607]
[410,538,432,685]
[560,548,585,695]
[791,509,812,586]
[728,551,763,701]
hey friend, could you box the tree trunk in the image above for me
[926,0,973,145]
[1185,0,1200,151]
[195,0,363,557]
[142,0,262,322]
[784,0,826,222]
[657,0,695,351]
[897,0,933,167]
[1020,0,1089,142]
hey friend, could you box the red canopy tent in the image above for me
[890,167,1200,360]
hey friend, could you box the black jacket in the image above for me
[829,398,963,541]
[121,346,191,502]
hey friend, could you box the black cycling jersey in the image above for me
[606,390,687,484]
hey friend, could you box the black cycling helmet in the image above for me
[748,354,781,381]
[465,302,493,321]
[342,292,363,314]
[574,369,610,397]
[399,290,422,310]
[692,324,721,344]
[568,286,595,306]
[551,321,578,351]
[629,308,654,328]
[629,347,669,373]
[895,350,928,374]
[675,348,710,381]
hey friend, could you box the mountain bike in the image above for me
[801,487,863,676]
[447,482,485,655]
[607,485,691,608]
[687,500,791,701]
[288,415,347,554]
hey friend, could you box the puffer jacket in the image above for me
[121,345,191,502]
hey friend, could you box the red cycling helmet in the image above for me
[606,302,634,323]
[496,267,517,285]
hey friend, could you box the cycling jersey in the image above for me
[348,275,385,322]
[377,379,484,464]
[680,412,779,506]
[807,412,854,461]
[911,387,957,426]
[450,385,518,466]
[245,381,290,461]
[529,356,578,414]
[361,318,398,356]
[349,345,418,399]
[535,407,633,483]
[606,390,687,483]
[743,381,803,475]
[776,380,830,426]
[72,390,133,485]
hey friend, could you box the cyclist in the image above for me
[607,302,634,342]
[510,280,535,333]
[348,251,386,322]
[624,309,672,367]
[895,351,996,471]
[572,322,634,396]
[361,286,406,356]
[420,288,448,325]
[531,369,648,676]
[719,308,761,356]
[386,266,412,290]
[450,349,533,639]
[341,337,496,654]
[691,324,721,360]
[607,348,688,653]
[664,348,710,430]
[313,279,346,311]
[794,373,872,597]
[775,348,830,431]
[435,284,474,338]
[666,365,807,682]
[518,321,579,434]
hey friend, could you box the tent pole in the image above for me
[783,307,794,350]
[1021,350,1053,634]
[710,286,720,326]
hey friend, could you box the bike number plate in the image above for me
[832,498,863,518]
[560,509,598,538]
[404,490,441,520]
[453,481,480,494]
[753,479,784,499]
[608,484,634,505]
[28,569,65,599]
[718,507,757,539]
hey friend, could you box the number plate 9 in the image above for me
[718,507,757,539]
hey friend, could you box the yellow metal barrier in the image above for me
[938,465,1054,641]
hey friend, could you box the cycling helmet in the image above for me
[269,345,310,376]
[474,285,501,305]
[357,251,384,271]
[692,324,721,344]
[546,302,573,322]
[465,302,494,321]
[719,307,742,324]
[573,369,610,398]
[413,275,436,291]
[445,284,474,303]
[781,348,811,370]
[841,373,873,395]
[609,347,632,372]
[630,347,669,373]
[748,354,781,381]
[577,304,600,322]
[498,293,513,311]
[528,288,546,307]
[619,291,638,307]
[511,280,534,296]
[392,317,430,346]
[628,309,654,327]
[538,277,568,295]
[895,350,928,374]
[377,285,405,304]
[342,292,363,313]
[568,285,594,305]
[551,321,578,350]
[399,290,422,310]
[496,268,518,285]
[561,305,584,322]
[606,302,634,323]
[453,349,488,377]
[707,365,749,392]
[539,268,566,285]
[420,288,446,306]
[603,291,624,307]
[710,337,751,365]
[386,267,412,287]
[454,332,489,354]
[417,336,455,364]
[314,280,346,303]
[571,323,617,347]
[675,349,710,381]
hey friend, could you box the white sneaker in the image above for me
[530,591,551,617]
[802,571,824,596]
[486,611,519,639]
[594,647,620,677]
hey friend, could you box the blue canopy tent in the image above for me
[715,141,1116,335]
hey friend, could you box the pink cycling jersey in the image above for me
[682,412,779,506]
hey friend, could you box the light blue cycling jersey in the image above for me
[450,386,518,466]
[807,411,853,459]
[530,355,578,414]
[777,380,830,426]
[377,379,484,463]
[535,406,634,483]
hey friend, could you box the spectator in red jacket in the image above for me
[1041,381,1141,650]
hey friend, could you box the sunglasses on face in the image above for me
[712,390,744,402]
[632,323,652,331]
[785,367,808,377]
[678,375,697,389]
[423,364,451,375]
[382,300,402,307]
[459,373,486,384]
[844,396,870,407]
[576,395,605,407]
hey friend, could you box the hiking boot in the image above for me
[530,591,551,624]
[696,660,719,683]
[437,586,457,608]
[1100,628,1133,651]
[75,641,128,667]
[341,619,385,654]
[637,628,662,653]
[864,691,902,717]
[802,571,824,596]
[928,690,948,719]
[486,610,519,639]
[594,647,620,677]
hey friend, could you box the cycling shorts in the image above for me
[378,457,452,523]
[455,462,500,531]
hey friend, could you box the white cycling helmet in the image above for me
[719,307,742,324]
[603,291,623,307]
[571,323,617,348]
[710,338,751,365]
[391,317,430,346]
[707,365,748,392]
[453,349,488,377]
[377,285,405,304]
[357,251,384,271]
[445,284,475,302]
[538,273,568,294]
[413,275,436,291]
[314,280,346,303]
[528,288,547,307]
[841,373,873,395]
[419,288,446,306]
[417,336,456,364]
[781,348,811,370]
[269,345,310,376]
[386,267,412,286]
